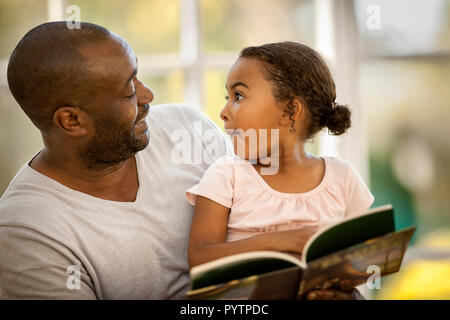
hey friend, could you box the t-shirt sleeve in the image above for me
[185,156,235,208]
[0,225,97,300]
[345,164,375,218]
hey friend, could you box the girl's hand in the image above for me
[262,226,318,254]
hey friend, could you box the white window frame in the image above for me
[315,0,369,181]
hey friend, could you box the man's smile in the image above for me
[135,103,150,130]
[135,115,149,130]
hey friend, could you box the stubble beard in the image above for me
[79,117,149,171]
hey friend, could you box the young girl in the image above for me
[185,42,374,269]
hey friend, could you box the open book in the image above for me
[186,204,416,299]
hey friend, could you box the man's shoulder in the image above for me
[0,166,67,233]
[0,194,61,229]
[150,103,215,126]
[150,103,197,115]
[143,103,233,161]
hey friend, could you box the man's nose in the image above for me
[137,81,154,105]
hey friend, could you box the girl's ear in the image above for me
[279,99,303,125]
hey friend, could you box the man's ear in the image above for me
[279,99,303,125]
[53,106,89,137]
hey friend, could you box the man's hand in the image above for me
[306,288,365,300]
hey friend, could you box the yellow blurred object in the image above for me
[378,259,450,299]
[378,229,450,300]
[420,229,450,247]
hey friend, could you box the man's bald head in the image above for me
[7,21,112,131]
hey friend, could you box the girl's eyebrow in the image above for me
[225,81,249,90]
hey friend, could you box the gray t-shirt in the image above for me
[0,103,232,299]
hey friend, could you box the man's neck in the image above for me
[29,148,139,202]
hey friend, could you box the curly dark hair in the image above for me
[240,41,351,140]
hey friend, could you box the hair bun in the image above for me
[325,102,352,135]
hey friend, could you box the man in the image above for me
[0,22,362,300]
[0,21,231,299]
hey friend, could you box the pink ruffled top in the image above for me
[186,155,374,242]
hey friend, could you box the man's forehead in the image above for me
[78,36,136,84]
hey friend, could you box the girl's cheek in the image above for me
[231,108,242,129]
[234,106,253,130]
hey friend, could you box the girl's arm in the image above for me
[188,195,315,269]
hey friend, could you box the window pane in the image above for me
[200,0,315,53]
[0,0,48,59]
[141,70,183,107]
[355,0,450,56]
[0,85,42,194]
[203,70,226,129]
[68,0,180,54]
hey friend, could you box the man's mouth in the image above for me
[135,104,150,124]
[135,113,150,131]
[135,116,149,126]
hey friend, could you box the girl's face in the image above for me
[220,57,284,161]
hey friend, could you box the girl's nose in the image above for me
[220,105,229,121]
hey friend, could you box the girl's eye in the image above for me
[224,92,244,102]
[235,92,243,101]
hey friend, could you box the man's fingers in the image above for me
[339,279,361,291]
[321,278,340,289]
[306,289,355,300]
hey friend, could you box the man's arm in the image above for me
[304,280,366,300]
[0,225,97,299]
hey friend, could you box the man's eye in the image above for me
[225,95,229,101]
[126,92,136,99]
